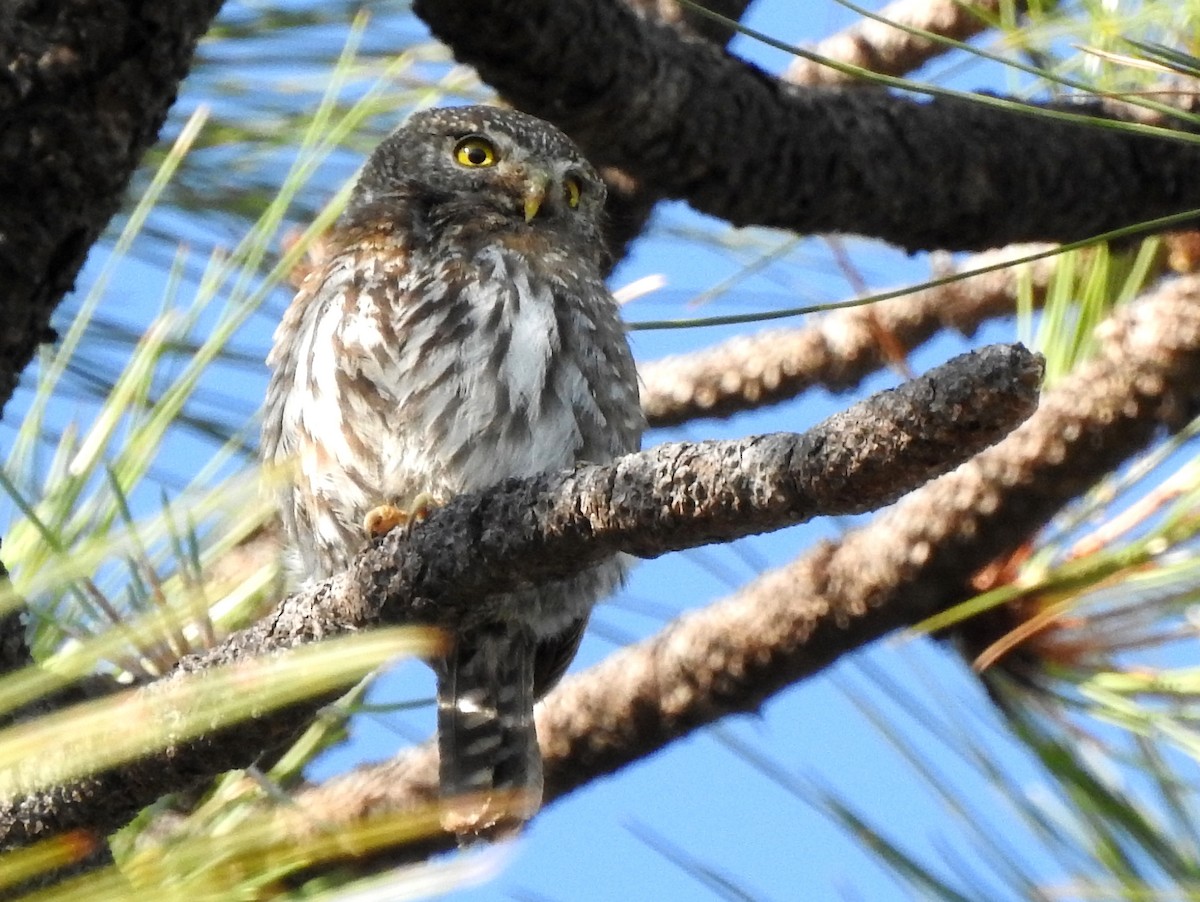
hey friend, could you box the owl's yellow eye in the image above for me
[454,137,497,168]
[564,176,582,209]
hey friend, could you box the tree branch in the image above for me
[0,343,1040,850]
[0,0,225,419]
[413,0,1200,252]
[609,0,1025,260]
[184,342,1040,664]
[599,0,754,264]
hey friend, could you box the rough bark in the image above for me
[0,0,225,419]
[609,0,1037,260]
[598,0,754,264]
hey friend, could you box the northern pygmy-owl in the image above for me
[261,105,644,832]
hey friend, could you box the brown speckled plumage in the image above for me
[261,105,643,831]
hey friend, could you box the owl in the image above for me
[261,105,644,833]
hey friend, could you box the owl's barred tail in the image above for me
[436,626,541,836]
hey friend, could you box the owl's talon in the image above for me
[363,493,440,539]
[406,491,437,531]
[364,504,405,538]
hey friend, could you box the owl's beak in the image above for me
[523,172,551,222]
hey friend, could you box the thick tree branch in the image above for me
[608,0,1017,260]
[0,1,225,418]
[413,0,1200,252]
[277,274,1200,872]
[599,0,753,263]
[0,344,1039,850]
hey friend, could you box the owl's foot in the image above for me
[363,492,438,538]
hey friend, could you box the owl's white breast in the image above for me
[264,235,639,584]
[489,251,556,417]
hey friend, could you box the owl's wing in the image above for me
[590,280,646,460]
[261,269,334,568]
[260,249,402,579]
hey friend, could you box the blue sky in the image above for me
[0,1,1140,899]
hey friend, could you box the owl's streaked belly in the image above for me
[273,244,626,611]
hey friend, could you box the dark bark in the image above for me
[597,0,754,265]
[0,343,1040,850]
[414,0,1200,252]
[0,0,224,419]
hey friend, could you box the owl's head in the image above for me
[345,105,607,248]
